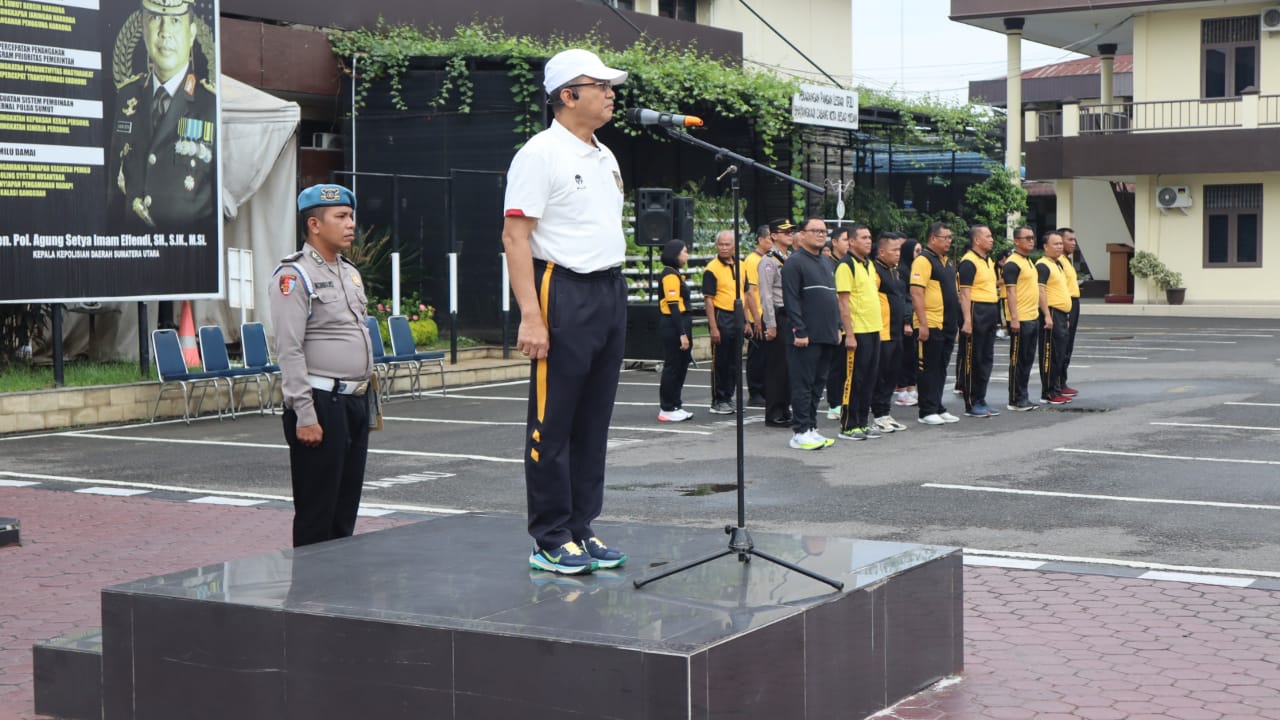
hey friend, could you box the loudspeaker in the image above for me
[635,188,674,247]
[672,196,694,242]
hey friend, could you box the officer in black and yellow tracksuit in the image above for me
[956,224,1001,417]
[1037,231,1073,404]
[657,240,693,420]
[703,230,746,413]
[1003,228,1041,410]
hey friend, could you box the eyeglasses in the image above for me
[803,227,826,234]
[563,80,612,92]
[1015,234,1035,240]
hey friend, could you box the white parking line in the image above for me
[1152,421,1280,432]
[63,432,523,464]
[1226,402,1280,407]
[963,547,1280,580]
[0,478,40,487]
[76,487,150,496]
[618,382,712,389]
[190,496,267,507]
[436,394,764,411]
[1055,447,1280,466]
[383,416,713,435]
[0,471,466,514]
[1075,345,1194,352]
[924,482,1280,511]
[1066,354,1148,360]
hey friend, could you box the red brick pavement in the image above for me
[0,487,410,720]
[2,486,1279,719]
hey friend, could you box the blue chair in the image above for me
[198,325,269,418]
[150,329,227,424]
[240,321,280,414]
[387,314,447,399]
[365,317,419,402]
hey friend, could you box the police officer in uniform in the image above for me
[109,0,216,231]
[269,184,374,548]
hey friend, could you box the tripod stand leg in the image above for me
[749,548,844,590]
[633,548,735,589]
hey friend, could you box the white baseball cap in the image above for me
[543,48,628,94]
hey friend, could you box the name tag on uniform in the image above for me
[116,121,132,134]
[314,281,335,289]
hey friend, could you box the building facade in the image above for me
[952,0,1280,305]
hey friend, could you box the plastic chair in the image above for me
[150,329,227,424]
[240,322,281,414]
[365,317,418,402]
[198,325,269,418]
[387,315,448,399]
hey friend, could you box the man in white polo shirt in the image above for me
[501,48,629,575]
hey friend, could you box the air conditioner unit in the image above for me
[311,132,342,150]
[1156,186,1192,212]
[1262,7,1280,32]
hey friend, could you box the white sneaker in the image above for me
[826,405,842,420]
[790,432,826,450]
[878,415,908,431]
[996,328,1010,340]
[939,411,960,423]
[918,414,945,425]
[805,429,836,447]
[893,391,910,406]
[908,390,919,404]
[872,417,895,433]
[658,408,693,422]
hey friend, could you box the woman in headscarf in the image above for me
[657,239,693,422]
[895,237,921,406]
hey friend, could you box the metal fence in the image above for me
[1262,95,1280,126]
[1078,99,1240,134]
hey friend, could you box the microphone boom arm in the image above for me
[661,126,825,195]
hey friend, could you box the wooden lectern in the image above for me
[1105,243,1134,303]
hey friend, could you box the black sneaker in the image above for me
[708,402,735,415]
[578,537,626,569]
[1006,400,1039,412]
[747,396,766,408]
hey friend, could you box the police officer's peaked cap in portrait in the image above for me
[297,184,356,213]
[141,0,191,14]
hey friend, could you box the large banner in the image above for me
[0,0,221,303]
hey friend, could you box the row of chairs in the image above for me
[151,317,446,424]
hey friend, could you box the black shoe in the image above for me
[764,417,791,427]
[747,396,767,408]
[1006,400,1039,412]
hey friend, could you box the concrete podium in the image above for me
[89,514,962,719]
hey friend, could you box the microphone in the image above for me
[626,108,704,128]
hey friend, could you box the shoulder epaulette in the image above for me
[116,72,144,91]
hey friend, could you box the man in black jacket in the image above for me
[781,217,840,450]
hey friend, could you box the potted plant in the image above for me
[1129,251,1185,305]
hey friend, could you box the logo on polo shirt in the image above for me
[574,174,585,189]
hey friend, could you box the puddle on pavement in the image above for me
[681,483,738,497]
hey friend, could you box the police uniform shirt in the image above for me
[1036,257,1073,312]
[957,250,999,303]
[269,247,374,428]
[702,257,745,312]
[503,119,625,273]
[910,248,959,331]
[1002,253,1041,321]
[758,250,786,330]
[834,255,883,335]
[109,64,216,230]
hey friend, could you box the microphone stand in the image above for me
[634,124,842,592]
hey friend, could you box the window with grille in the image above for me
[658,0,697,22]
[1204,184,1262,267]
[1202,17,1258,99]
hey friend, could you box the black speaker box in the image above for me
[672,196,694,243]
[635,188,674,247]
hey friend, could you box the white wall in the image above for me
[1133,4,1280,103]
[702,0,852,86]
[1069,178,1133,283]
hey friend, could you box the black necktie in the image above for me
[152,87,170,132]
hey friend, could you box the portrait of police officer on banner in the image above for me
[107,0,217,232]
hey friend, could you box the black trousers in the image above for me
[787,341,834,434]
[839,333,881,431]
[826,334,846,408]
[917,329,955,417]
[764,308,791,423]
[1064,297,1080,385]
[871,333,902,418]
[526,264,626,551]
[710,307,741,405]
[284,389,370,548]
[898,333,919,388]
[659,318,692,411]
[746,334,766,401]
[1039,307,1070,399]
[958,301,999,410]
[1007,319,1040,405]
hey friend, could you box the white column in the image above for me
[1005,18,1024,175]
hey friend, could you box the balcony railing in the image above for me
[1262,95,1280,126]
[1037,110,1063,139]
[1078,99,1239,134]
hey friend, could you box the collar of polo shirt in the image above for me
[550,119,603,156]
